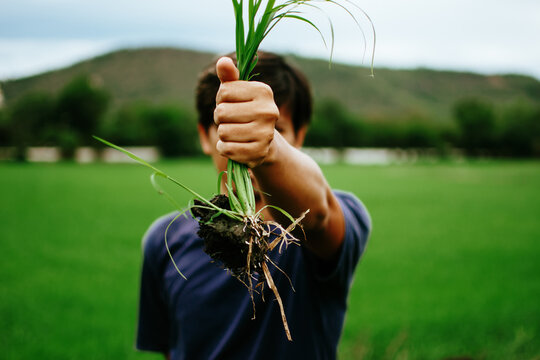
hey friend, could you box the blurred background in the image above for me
[1,1,539,359]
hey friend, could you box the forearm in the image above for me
[253,131,345,259]
[253,132,327,225]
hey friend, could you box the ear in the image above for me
[197,124,213,155]
[293,125,308,148]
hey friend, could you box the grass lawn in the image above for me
[0,160,539,359]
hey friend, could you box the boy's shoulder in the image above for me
[333,189,372,253]
[333,190,372,230]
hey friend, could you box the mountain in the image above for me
[2,47,539,122]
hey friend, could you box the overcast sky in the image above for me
[1,0,539,81]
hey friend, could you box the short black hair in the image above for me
[195,51,312,132]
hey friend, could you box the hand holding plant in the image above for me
[214,57,280,168]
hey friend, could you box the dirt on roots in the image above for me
[191,194,269,281]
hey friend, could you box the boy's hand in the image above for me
[214,57,280,168]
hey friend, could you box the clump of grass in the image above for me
[95,0,374,342]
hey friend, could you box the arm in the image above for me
[214,57,345,260]
[253,132,345,260]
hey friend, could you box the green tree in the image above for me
[144,105,199,157]
[56,75,110,148]
[499,102,540,157]
[101,103,153,146]
[305,99,364,148]
[362,122,404,148]
[453,98,496,156]
[7,93,56,160]
[403,121,441,148]
[0,108,10,146]
[99,102,200,157]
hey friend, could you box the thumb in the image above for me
[216,57,240,83]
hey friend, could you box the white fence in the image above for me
[0,146,461,165]
[0,146,160,163]
[301,147,462,165]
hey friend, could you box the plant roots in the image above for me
[191,194,307,341]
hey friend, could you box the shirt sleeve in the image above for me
[135,217,171,353]
[305,190,371,293]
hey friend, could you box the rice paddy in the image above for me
[0,159,538,359]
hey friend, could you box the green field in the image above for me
[1,160,539,359]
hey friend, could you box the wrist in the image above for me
[260,129,284,167]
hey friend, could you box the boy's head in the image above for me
[195,51,312,135]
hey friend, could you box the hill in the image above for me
[2,47,540,122]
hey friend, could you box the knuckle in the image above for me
[216,124,226,140]
[268,107,280,122]
[217,141,233,157]
[254,127,273,144]
[264,129,274,143]
[216,140,223,153]
[213,105,221,121]
[256,82,273,97]
[257,149,268,162]
[214,104,227,123]
[271,104,280,118]
[253,104,278,123]
[215,91,223,105]
[254,143,269,160]
[217,84,230,101]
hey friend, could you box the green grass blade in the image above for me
[258,204,296,224]
[150,172,184,211]
[231,160,253,215]
[94,136,209,202]
[330,0,376,75]
[93,136,166,176]
[217,170,226,194]
[237,160,255,213]
[165,212,188,280]
[246,54,259,80]
[225,182,243,216]
[248,0,255,36]
[233,0,245,66]
[244,166,256,212]
[226,159,237,211]
[295,2,335,66]
[272,14,328,50]
[94,136,238,218]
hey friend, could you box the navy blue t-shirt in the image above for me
[136,191,371,360]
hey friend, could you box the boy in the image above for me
[136,52,371,359]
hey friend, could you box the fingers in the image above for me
[214,100,279,125]
[216,137,274,168]
[216,57,239,83]
[216,81,273,104]
[213,56,279,168]
[217,122,275,143]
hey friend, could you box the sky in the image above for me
[1,0,539,81]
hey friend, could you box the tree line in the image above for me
[0,75,199,160]
[304,98,540,158]
[1,75,539,160]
